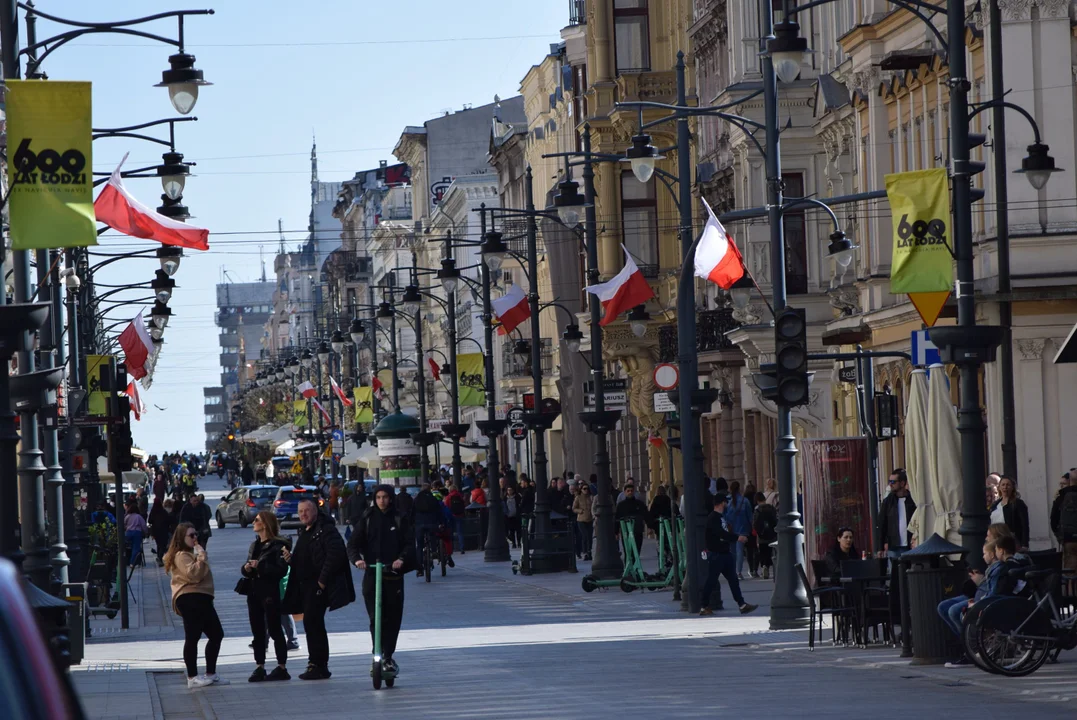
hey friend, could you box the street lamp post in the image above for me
[437,243,465,486]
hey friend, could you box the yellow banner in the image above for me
[293,400,309,429]
[457,353,484,407]
[85,354,112,416]
[274,402,288,421]
[354,387,374,424]
[6,80,97,251]
[886,168,954,294]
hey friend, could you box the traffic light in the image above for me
[109,396,134,473]
[968,132,987,204]
[774,307,809,407]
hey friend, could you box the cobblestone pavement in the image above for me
[72,476,1077,719]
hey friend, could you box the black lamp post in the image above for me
[435,252,467,486]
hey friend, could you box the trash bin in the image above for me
[899,533,968,665]
[463,506,486,551]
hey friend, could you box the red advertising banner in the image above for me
[801,438,871,585]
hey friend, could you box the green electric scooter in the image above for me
[370,562,398,690]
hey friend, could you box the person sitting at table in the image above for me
[823,527,859,585]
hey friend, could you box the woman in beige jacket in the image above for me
[573,484,594,561]
[165,522,227,690]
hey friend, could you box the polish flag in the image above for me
[693,198,744,289]
[372,374,384,393]
[648,433,664,449]
[329,377,353,407]
[492,284,530,335]
[584,245,656,326]
[94,154,210,251]
[118,312,155,380]
[125,381,146,421]
[427,356,441,381]
[311,397,331,424]
[296,381,318,399]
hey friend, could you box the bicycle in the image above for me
[422,527,447,582]
[965,566,1077,676]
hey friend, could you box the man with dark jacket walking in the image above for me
[877,468,917,557]
[281,499,355,680]
[615,484,649,554]
[348,485,414,677]
[700,494,757,616]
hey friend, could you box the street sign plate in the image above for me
[911,330,941,367]
[508,406,525,424]
[509,423,527,441]
[653,392,676,413]
[653,363,679,391]
[331,429,344,441]
[838,366,857,384]
[584,391,627,408]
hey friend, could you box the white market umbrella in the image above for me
[904,369,930,546]
[425,440,486,464]
[926,363,962,544]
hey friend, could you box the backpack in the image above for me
[449,493,466,516]
[415,491,438,515]
[1060,490,1077,540]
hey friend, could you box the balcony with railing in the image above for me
[501,338,553,378]
[568,0,586,26]
[657,307,740,362]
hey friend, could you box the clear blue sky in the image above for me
[35,0,569,454]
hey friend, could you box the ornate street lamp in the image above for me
[767,21,809,84]
[157,151,192,200]
[401,284,422,315]
[562,323,583,354]
[553,179,584,227]
[826,231,859,270]
[627,305,650,338]
[1016,142,1062,190]
[156,246,183,276]
[624,133,663,183]
[155,52,212,115]
[151,269,175,303]
[317,341,330,366]
[301,348,314,369]
[349,317,365,345]
[480,231,509,273]
[436,258,460,295]
[150,300,171,329]
[331,330,346,355]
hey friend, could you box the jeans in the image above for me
[452,517,465,552]
[281,613,297,643]
[125,530,143,566]
[176,593,223,678]
[363,570,404,659]
[701,551,744,609]
[937,595,968,638]
[734,540,746,575]
[576,521,593,557]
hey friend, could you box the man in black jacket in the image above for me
[615,484,649,554]
[700,494,757,616]
[877,468,917,557]
[348,485,414,676]
[281,499,355,680]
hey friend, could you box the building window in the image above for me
[572,64,588,151]
[620,170,658,276]
[614,0,650,73]
[783,172,808,295]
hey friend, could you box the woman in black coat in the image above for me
[241,511,292,682]
[823,527,859,585]
[990,475,1030,550]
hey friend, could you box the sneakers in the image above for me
[205,674,230,685]
[383,658,399,675]
[248,667,267,683]
[699,607,714,616]
[286,640,301,651]
[298,664,331,681]
[266,666,291,681]
[739,603,758,615]
[187,675,213,689]
[447,556,455,568]
[763,567,770,580]
[945,656,971,668]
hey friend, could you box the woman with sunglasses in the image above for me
[165,522,227,690]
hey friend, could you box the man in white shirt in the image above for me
[877,468,916,558]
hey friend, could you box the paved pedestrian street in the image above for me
[73,478,1076,719]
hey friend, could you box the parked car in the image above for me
[271,485,325,528]
[215,485,278,529]
[0,559,86,719]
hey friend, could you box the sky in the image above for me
[33,0,570,454]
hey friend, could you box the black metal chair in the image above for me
[796,563,852,650]
[841,559,892,646]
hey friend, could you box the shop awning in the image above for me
[263,423,293,448]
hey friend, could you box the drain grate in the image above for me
[82,662,130,673]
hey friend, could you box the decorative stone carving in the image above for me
[1036,0,1069,19]
[621,353,665,433]
[732,303,763,325]
[997,0,1032,21]
[828,286,860,317]
[1017,338,1046,360]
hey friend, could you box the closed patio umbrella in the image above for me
[926,363,962,544]
[904,369,929,546]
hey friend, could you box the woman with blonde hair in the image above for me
[763,478,778,508]
[165,522,226,689]
[240,511,292,682]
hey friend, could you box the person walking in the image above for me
[573,483,594,560]
[1051,469,1077,578]
[148,497,171,567]
[281,499,354,680]
[240,511,292,682]
[412,483,442,576]
[124,500,148,568]
[165,523,227,689]
[444,483,467,554]
[723,481,754,579]
[700,495,757,616]
[347,485,414,677]
[990,475,1030,551]
[615,484,649,555]
[752,493,778,580]
[503,486,521,549]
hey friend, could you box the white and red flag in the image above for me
[296,381,318,399]
[492,284,530,335]
[118,311,155,380]
[584,245,656,326]
[311,397,331,424]
[125,381,146,421]
[693,198,745,289]
[94,154,210,251]
[329,376,353,407]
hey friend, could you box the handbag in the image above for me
[234,576,252,596]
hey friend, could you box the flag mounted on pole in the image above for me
[296,381,317,399]
[94,154,210,251]
[584,245,656,326]
[117,312,155,380]
[329,377,352,407]
[694,198,745,289]
[311,397,331,424]
[427,356,441,381]
[492,284,530,335]
[125,381,146,421]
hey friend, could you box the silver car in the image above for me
[215,485,278,528]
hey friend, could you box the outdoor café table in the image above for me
[840,558,891,647]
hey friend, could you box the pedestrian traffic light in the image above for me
[109,396,134,473]
[968,132,987,203]
[774,307,809,407]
